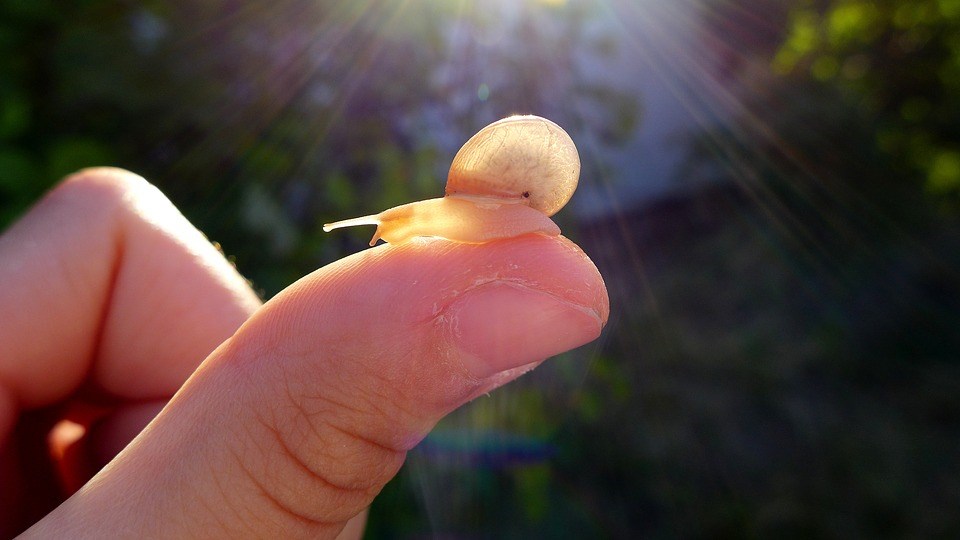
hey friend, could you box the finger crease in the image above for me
[260,415,372,496]
[324,417,410,458]
[228,444,337,528]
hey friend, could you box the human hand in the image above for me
[1,168,608,538]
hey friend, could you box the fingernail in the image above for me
[445,282,603,378]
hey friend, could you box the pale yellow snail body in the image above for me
[323,115,580,245]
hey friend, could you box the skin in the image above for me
[0,168,608,538]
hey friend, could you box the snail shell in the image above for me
[446,115,580,216]
[323,115,580,245]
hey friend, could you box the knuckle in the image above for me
[58,167,149,199]
[48,167,153,221]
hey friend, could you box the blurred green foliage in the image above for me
[627,0,960,536]
[776,0,960,197]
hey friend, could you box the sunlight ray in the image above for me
[595,0,870,301]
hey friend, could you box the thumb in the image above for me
[25,234,608,539]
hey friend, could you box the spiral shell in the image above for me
[445,115,580,217]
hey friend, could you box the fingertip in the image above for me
[564,236,610,326]
[256,233,608,380]
[445,281,604,377]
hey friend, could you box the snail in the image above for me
[323,115,580,246]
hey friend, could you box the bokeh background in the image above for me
[3,0,960,537]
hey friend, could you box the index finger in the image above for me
[0,168,261,418]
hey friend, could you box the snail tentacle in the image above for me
[322,215,380,232]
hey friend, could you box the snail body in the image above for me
[323,115,579,246]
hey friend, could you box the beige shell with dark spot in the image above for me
[445,115,580,217]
